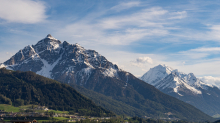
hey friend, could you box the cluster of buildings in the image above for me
[0,109,113,123]
[0,119,37,123]
[0,111,48,118]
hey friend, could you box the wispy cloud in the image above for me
[206,25,220,41]
[110,1,141,11]
[100,7,169,29]
[175,47,220,60]
[169,11,187,19]
[189,47,220,52]
[58,6,188,46]
[200,76,220,88]
[0,0,47,23]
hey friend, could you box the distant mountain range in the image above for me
[140,64,220,116]
[0,34,214,121]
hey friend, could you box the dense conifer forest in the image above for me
[0,68,114,117]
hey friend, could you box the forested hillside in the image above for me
[0,68,114,117]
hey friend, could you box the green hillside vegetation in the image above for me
[0,104,20,112]
[67,70,214,121]
[0,68,114,117]
[0,104,68,114]
[71,84,148,116]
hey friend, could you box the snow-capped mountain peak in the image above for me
[140,64,174,86]
[140,64,220,116]
[141,64,215,96]
[34,35,61,52]
[45,34,57,40]
[1,34,120,81]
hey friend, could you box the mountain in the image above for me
[0,68,114,117]
[0,34,214,121]
[141,64,220,116]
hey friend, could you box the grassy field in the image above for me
[0,104,20,112]
[52,110,68,114]
[0,104,76,122]
[0,104,69,114]
[2,117,70,123]
[53,117,69,120]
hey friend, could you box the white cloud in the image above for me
[189,47,220,52]
[101,7,169,29]
[0,0,46,23]
[133,57,153,64]
[110,1,141,11]
[174,24,220,43]
[103,28,168,45]
[175,47,220,60]
[199,76,220,88]
[206,25,220,41]
[169,11,187,19]
[177,51,209,59]
[171,59,220,77]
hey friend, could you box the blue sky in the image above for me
[1,0,220,85]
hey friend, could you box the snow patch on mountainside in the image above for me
[36,59,53,78]
[155,72,202,95]
[0,64,6,68]
[81,67,93,76]
[50,41,60,49]
[84,61,94,69]
[36,53,63,78]
[75,67,93,85]
[103,67,118,77]
[179,80,202,95]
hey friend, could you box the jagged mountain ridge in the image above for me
[1,34,119,82]
[141,64,220,116]
[140,64,212,93]
[0,35,214,121]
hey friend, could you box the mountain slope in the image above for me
[0,34,214,121]
[141,64,220,116]
[0,68,114,117]
[70,84,148,117]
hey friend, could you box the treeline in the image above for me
[0,94,12,105]
[0,68,115,117]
